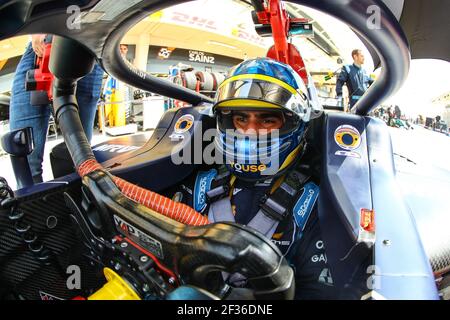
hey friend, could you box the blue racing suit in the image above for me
[166,168,346,300]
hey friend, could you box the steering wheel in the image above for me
[73,169,295,300]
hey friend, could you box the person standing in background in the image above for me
[102,44,132,128]
[9,34,104,184]
[336,49,374,111]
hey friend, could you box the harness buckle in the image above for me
[259,195,288,222]
[206,184,229,203]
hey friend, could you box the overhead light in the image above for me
[208,40,238,50]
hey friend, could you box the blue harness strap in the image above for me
[292,182,320,240]
[193,169,217,213]
[194,168,319,244]
[285,182,320,265]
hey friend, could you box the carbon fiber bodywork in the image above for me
[0,182,102,300]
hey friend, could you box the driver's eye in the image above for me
[261,117,283,128]
[234,116,247,123]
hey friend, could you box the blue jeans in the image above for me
[9,43,104,181]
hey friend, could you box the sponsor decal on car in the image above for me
[113,215,164,259]
[334,125,362,158]
[194,169,217,212]
[334,125,361,150]
[174,114,195,134]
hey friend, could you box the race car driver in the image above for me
[168,58,365,299]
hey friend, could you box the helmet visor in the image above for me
[217,109,300,136]
[215,78,304,110]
